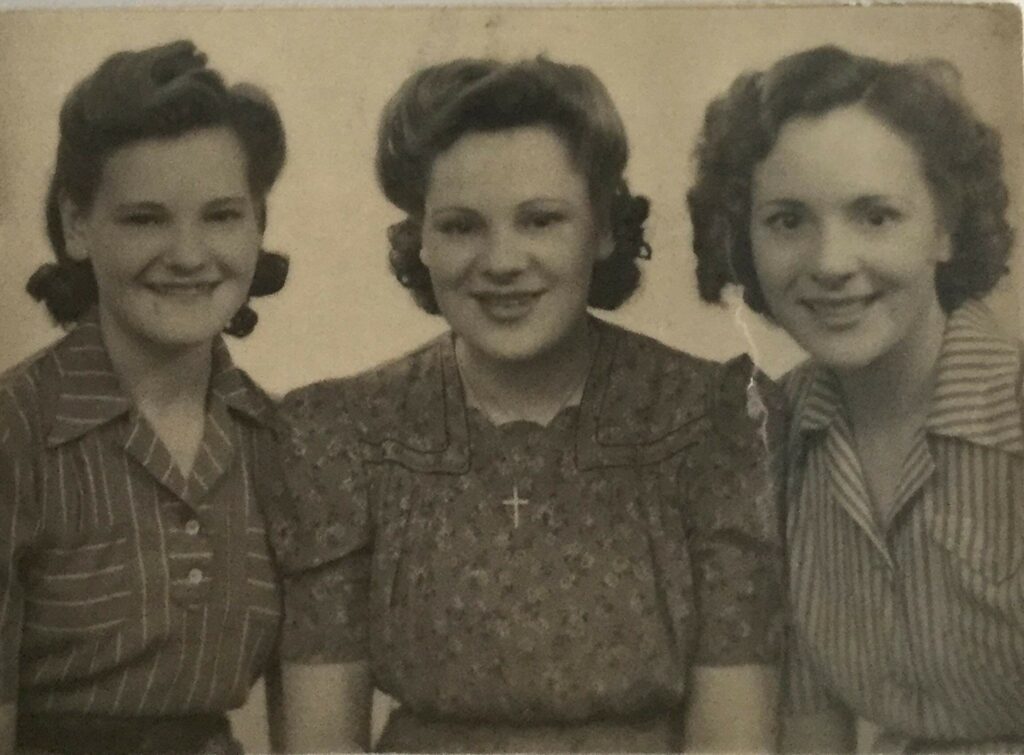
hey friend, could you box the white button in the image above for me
[184,519,200,536]
[187,568,204,585]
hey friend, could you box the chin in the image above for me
[468,330,562,364]
[140,319,228,351]
[799,335,891,373]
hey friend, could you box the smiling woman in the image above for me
[1,41,289,755]
[61,128,264,375]
[688,44,1023,751]
[264,57,784,753]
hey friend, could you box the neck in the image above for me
[98,310,213,415]
[456,316,595,426]
[835,303,947,431]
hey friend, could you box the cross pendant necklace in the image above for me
[502,485,530,529]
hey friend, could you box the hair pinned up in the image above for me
[30,40,289,336]
[377,56,652,313]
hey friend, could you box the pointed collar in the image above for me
[46,313,275,447]
[791,301,1022,454]
[46,315,133,447]
[207,338,277,430]
[925,300,1022,453]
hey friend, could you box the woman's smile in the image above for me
[751,104,951,372]
[420,126,610,365]
[471,289,546,322]
[798,291,884,329]
[143,280,222,297]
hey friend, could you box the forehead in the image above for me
[426,125,587,205]
[753,104,931,203]
[96,126,250,202]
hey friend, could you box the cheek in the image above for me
[88,234,149,282]
[420,238,474,286]
[750,241,792,303]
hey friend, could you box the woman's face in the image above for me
[65,126,261,354]
[420,125,612,364]
[750,104,951,372]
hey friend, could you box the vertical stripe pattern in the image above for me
[0,316,282,715]
[784,302,1024,742]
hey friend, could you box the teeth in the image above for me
[149,283,216,295]
[804,296,875,325]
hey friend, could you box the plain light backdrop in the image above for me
[1,6,1022,750]
[1,5,1021,392]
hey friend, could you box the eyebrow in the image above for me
[114,201,166,213]
[114,196,250,212]
[849,194,901,209]
[752,198,805,211]
[206,195,250,205]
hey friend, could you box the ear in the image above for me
[934,225,953,264]
[58,194,91,262]
[418,241,434,268]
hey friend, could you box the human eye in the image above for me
[762,208,805,233]
[521,209,566,231]
[433,215,480,237]
[117,211,165,227]
[205,207,245,224]
[859,204,903,228]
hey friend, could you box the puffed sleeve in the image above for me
[266,383,372,664]
[0,386,40,703]
[686,355,784,666]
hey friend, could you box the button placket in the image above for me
[168,504,214,606]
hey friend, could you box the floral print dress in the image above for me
[266,319,782,752]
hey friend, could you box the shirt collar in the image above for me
[791,362,844,436]
[792,300,1022,454]
[925,300,1022,453]
[47,313,275,447]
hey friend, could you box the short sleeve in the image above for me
[265,383,372,664]
[686,356,784,666]
[0,391,40,703]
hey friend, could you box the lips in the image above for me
[472,290,544,322]
[145,281,220,297]
[801,292,882,329]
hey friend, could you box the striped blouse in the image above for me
[0,316,282,715]
[783,301,1024,743]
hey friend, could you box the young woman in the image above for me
[689,45,1022,751]
[0,40,289,754]
[267,57,782,752]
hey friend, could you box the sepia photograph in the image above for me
[0,3,1021,753]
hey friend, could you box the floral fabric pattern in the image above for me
[266,320,782,743]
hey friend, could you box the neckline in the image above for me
[464,401,583,432]
[446,316,606,431]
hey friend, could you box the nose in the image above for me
[810,219,858,287]
[164,222,209,273]
[479,227,528,279]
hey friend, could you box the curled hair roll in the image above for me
[377,57,651,313]
[26,261,98,325]
[687,45,1012,316]
[32,40,289,335]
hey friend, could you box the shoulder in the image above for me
[586,323,759,454]
[0,338,65,452]
[280,334,451,448]
[596,323,753,429]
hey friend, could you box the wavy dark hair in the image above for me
[688,45,1012,316]
[376,56,652,314]
[28,40,289,336]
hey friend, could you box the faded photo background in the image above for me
[0,5,1021,751]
